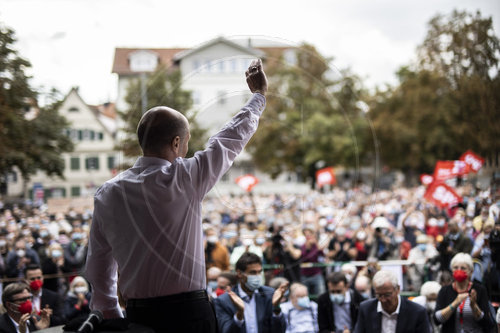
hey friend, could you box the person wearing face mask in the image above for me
[437,221,473,274]
[407,234,438,292]
[41,243,69,295]
[434,252,495,333]
[318,272,364,333]
[207,266,222,296]
[214,252,289,333]
[0,282,51,333]
[64,276,92,321]
[280,283,318,333]
[229,231,264,266]
[412,281,441,333]
[5,238,40,280]
[205,227,230,271]
[63,228,87,274]
[353,275,372,301]
[24,264,66,326]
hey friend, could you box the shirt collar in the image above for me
[377,295,401,316]
[344,289,351,303]
[133,156,171,168]
[237,283,258,301]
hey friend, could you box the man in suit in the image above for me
[0,282,50,332]
[214,252,289,333]
[24,264,66,326]
[354,270,430,333]
[318,272,364,333]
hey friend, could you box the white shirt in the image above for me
[85,94,266,317]
[377,296,401,333]
[234,283,259,333]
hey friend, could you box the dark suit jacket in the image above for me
[40,288,66,326]
[0,312,37,333]
[317,289,364,333]
[213,284,286,333]
[354,296,430,333]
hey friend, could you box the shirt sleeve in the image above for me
[85,195,123,318]
[186,93,266,199]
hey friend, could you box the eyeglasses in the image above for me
[11,296,33,303]
[375,290,394,300]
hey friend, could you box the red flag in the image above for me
[420,174,434,186]
[235,174,259,192]
[433,160,469,182]
[460,150,484,173]
[316,167,336,188]
[424,182,463,209]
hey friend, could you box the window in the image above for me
[89,130,95,140]
[70,157,80,170]
[68,107,79,112]
[98,132,104,140]
[218,60,224,73]
[193,60,201,71]
[107,156,116,170]
[78,130,83,141]
[85,157,99,170]
[230,59,237,72]
[71,186,81,197]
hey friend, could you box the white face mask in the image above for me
[74,286,88,294]
[242,238,254,247]
[206,236,218,244]
[16,249,26,258]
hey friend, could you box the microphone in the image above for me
[76,310,103,333]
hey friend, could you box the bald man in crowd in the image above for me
[86,59,268,333]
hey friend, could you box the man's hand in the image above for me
[19,313,30,333]
[245,59,268,95]
[272,281,289,307]
[33,305,51,330]
[227,289,245,321]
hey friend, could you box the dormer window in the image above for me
[68,107,79,112]
[129,50,159,72]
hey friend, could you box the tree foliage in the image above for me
[0,25,73,189]
[247,44,369,182]
[368,10,499,176]
[117,66,207,160]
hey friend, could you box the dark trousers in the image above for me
[126,290,217,333]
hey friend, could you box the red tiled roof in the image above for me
[112,48,187,75]
[112,46,290,75]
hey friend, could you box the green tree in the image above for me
[368,10,499,179]
[247,44,369,184]
[418,10,500,160]
[117,66,207,161]
[0,25,73,195]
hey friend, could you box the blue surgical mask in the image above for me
[297,296,310,308]
[361,292,371,300]
[418,244,427,252]
[245,274,263,291]
[329,293,345,304]
[223,231,237,239]
[51,249,63,258]
[72,232,83,240]
[207,281,218,291]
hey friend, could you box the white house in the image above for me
[26,88,119,200]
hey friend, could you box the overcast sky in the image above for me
[1,0,499,105]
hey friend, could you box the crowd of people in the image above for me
[0,183,499,332]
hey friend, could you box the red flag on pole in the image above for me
[420,174,434,186]
[235,174,259,192]
[433,160,469,182]
[424,182,463,209]
[316,167,336,188]
[460,150,484,173]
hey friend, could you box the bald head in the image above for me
[137,106,190,160]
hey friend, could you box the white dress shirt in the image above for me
[85,94,266,317]
[377,295,401,333]
[234,283,259,333]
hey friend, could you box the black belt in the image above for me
[127,290,208,308]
